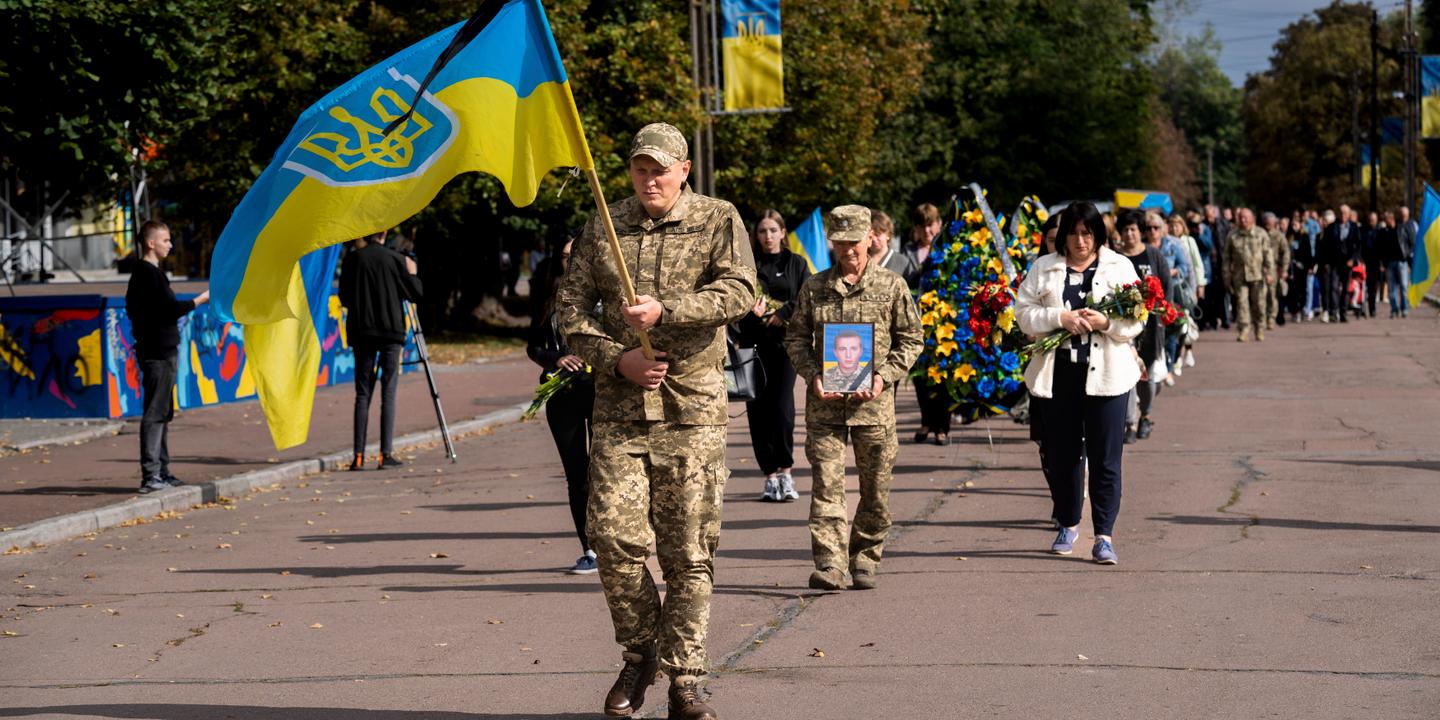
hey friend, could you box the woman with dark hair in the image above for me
[1113,210,1169,442]
[907,202,953,445]
[738,209,811,501]
[1017,202,1143,565]
[527,233,598,574]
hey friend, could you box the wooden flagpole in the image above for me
[582,166,656,361]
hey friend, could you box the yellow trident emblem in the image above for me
[299,87,433,172]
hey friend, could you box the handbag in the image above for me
[723,331,766,402]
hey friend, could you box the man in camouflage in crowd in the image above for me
[821,330,870,392]
[558,122,756,720]
[1223,208,1276,342]
[1261,211,1291,331]
[784,205,923,591]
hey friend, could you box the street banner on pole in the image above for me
[787,207,829,273]
[1412,183,1440,307]
[209,0,592,449]
[1420,56,1440,138]
[721,0,785,111]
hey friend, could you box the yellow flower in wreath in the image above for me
[935,322,956,341]
[997,307,1015,332]
[986,257,1004,276]
[927,365,946,383]
[921,309,939,327]
[953,363,977,383]
[963,208,984,225]
[919,290,938,308]
[937,339,959,356]
[968,227,992,246]
[936,300,955,318]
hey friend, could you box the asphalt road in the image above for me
[2,314,1438,719]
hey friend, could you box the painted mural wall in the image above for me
[0,290,417,419]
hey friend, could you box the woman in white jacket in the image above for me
[1017,202,1144,565]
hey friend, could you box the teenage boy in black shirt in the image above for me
[125,221,209,493]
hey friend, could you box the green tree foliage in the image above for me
[712,0,927,221]
[1151,30,1244,206]
[0,0,228,217]
[868,0,1159,223]
[1242,2,1410,212]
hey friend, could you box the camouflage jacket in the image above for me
[784,264,922,426]
[557,185,757,425]
[1224,226,1275,285]
[1266,228,1291,277]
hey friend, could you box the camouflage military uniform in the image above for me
[821,363,870,393]
[1224,225,1276,339]
[1265,228,1291,329]
[784,207,922,577]
[558,172,755,677]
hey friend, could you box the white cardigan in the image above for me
[1017,247,1144,399]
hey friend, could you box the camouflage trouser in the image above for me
[1233,281,1266,335]
[804,422,897,574]
[1264,280,1286,327]
[587,421,727,677]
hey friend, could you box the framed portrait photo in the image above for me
[820,322,876,394]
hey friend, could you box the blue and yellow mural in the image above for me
[0,288,416,420]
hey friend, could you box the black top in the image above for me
[737,248,810,347]
[1120,244,1168,365]
[125,260,196,359]
[338,243,424,345]
[1059,257,1098,365]
[1320,221,1359,266]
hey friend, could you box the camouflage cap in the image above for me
[827,205,872,244]
[630,122,689,167]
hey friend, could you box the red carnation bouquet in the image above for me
[1024,275,1178,356]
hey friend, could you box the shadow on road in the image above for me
[299,530,574,543]
[1151,514,1440,534]
[418,500,568,513]
[1291,458,1440,472]
[0,706,594,720]
[0,485,137,496]
[176,564,559,579]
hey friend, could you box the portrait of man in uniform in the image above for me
[820,323,874,394]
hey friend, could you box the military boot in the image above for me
[604,650,659,716]
[667,675,718,720]
[808,567,847,590]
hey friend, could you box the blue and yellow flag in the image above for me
[1423,57,1440,138]
[788,207,829,274]
[721,0,785,111]
[211,0,592,449]
[1412,184,1440,307]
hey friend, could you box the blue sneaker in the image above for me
[1050,527,1079,555]
[567,550,598,575]
[1092,539,1118,565]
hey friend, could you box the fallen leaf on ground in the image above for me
[260,594,273,600]
[430,552,449,559]
[955,556,968,561]
[217,543,232,549]
[2,630,17,637]
[309,623,324,629]
[105,609,119,616]
[279,571,292,576]
[112,643,125,648]
[809,648,825,658]
[1077,654,1088,660]
[269,622,282,628]
[486,619,504,625]
[860,642,875,648]
[1360,565,1372,570]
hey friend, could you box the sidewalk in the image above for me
[0,353,540,531]
[1,313,1437,718]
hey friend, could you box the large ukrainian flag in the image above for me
[721,0,785,111]
[1412,184,1440,308]
[211,0,592,449]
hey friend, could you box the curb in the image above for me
[0,421,125,457]
[0,402,530,552]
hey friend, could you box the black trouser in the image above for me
[545,382,594,552]
[1321,264,1348,319]
[745,341,797,475]
[1365,261,1382,317]
[353,340,402,457]
[1037,359,1127,537]
[912,378,953,434]
[139,351,177,483]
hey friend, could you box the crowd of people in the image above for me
[515,119,1426,719]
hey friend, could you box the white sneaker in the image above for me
[761,474,782,502]
[1164,375,1176,387]
[1184,348,1195,367]
[1321,312,1330,323]
[779,472,800,501]
[1172,363,1183,377]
